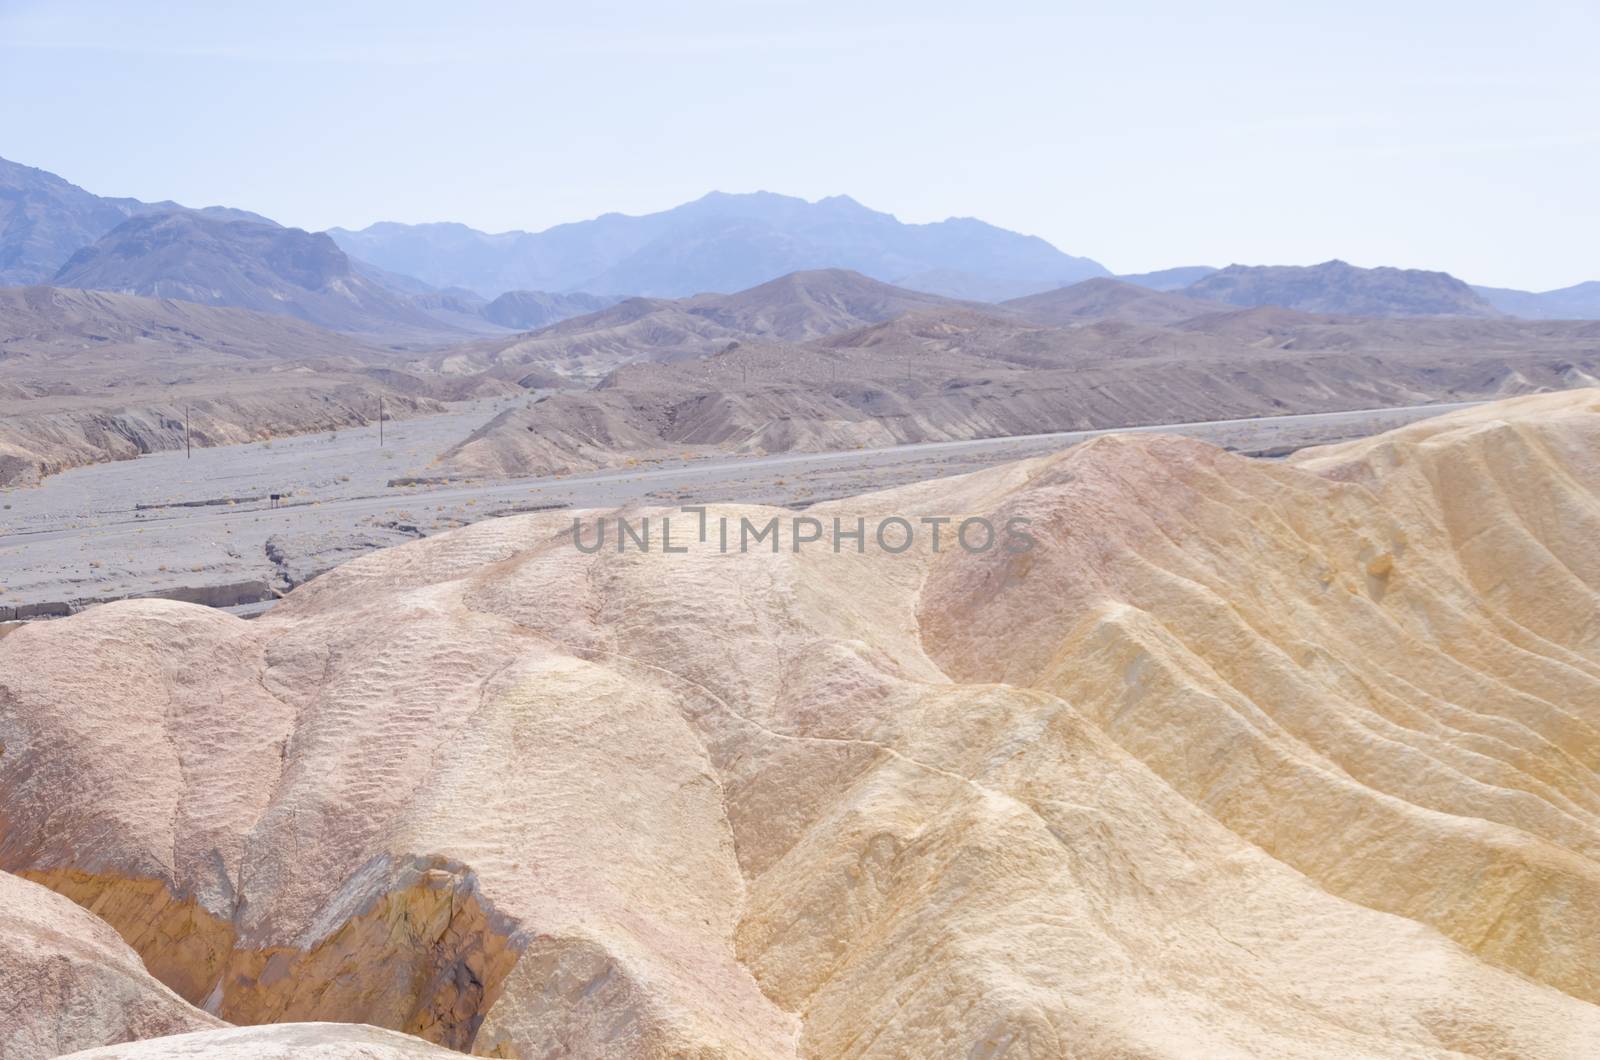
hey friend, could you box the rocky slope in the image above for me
[53,213,453,337]
[2,390,1599,1057]
[1115,264,1218,290]
[1001,276,1227,325]
[434,304,1600,480]
[0,382,445,488]
[442,269,977,378]
[478,290,624,330]
[1185,259,1503,317]
[0,287,476,485]
[1475,279,1600,320]
[0,156,266,286]
[0,285,388,365]
[0,870,221,1059]
[0,156,486,340]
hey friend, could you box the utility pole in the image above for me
[185,406,191,458]
[378,395,384,447]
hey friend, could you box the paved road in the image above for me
[0,399,1479,613]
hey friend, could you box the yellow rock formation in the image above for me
[0,869,220,1058]
[2,388,1598,1057]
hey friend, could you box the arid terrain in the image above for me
[433,272,1600,479]
[6,261,1600,623]
[0,400,1468,619]
[4,131,1600,1059]
[2,389,1598,1057]
[0,286,517,487]
[5,235,1597,495]
[1184,259,1506,316]
[6,0,1600,1050]
[1,263,1587,496]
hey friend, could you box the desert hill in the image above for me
[0,156,267,286]
[1001,276,1229,325]
[1475,279,1600,320]
[340,269,619,336]
[1121,263,1600,319]
[680,268,980,338]
[1185,259,1503,317]
[443,263,1600,393]
[478,289,624,329]
[1174,302,1600,357]
[2,390,1599,1056]
[441,294,724,378]
[329,191,1108,300]
[53,212,455,337]
[434,299,1600,479]
[1116,264,1218,290]
[0,284,392,367]
[444,269,979,378]
[0,286,496,485]
[365,285,615,337]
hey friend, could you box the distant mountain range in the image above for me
[328,191,1110,301]
[0,157,616,339]
[0,155,268,285]
[5,155,1600,334]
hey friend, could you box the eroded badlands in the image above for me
[3,389,1599,1057]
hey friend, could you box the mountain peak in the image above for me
[52,211,444,334]
[0,157,273,285]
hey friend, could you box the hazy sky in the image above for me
[3,0,1595,289]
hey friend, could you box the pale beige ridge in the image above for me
[1,388,1597,1057]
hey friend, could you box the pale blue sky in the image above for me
[2,0,1595,289]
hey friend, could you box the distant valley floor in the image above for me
[0,399,1480,620]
